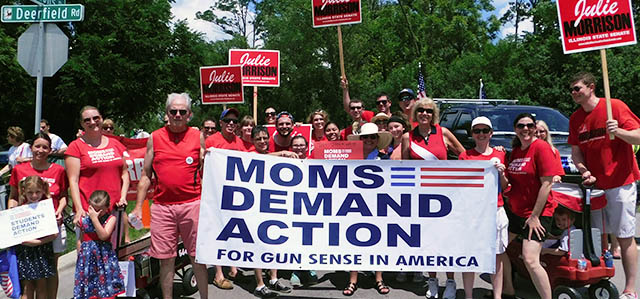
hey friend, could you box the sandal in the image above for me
[342,282,357,296]
[213,278,234,289]
[375,280,390,295]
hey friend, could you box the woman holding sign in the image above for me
[504,113,563,299]
[8,133,69,299]
[401,98,464,299]
[342,123,393,296]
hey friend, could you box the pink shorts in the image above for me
[149,200,200,259]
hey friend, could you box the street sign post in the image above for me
[1,4,84,23]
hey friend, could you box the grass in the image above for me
[64,200,150,254]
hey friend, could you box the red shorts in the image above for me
[149,200,200,259]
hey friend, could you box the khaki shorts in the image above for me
[149,200,200,259]
[591,182,637,238]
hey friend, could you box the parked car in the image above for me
[437,102,578,174]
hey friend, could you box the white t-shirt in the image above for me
[8,143,32,167]
[49,133,67,151]
[543,225,574,252]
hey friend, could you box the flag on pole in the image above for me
[479,79,487,99]
[417,63,427,99]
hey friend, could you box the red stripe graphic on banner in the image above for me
[420,167,484,172]
[420,183,484,188]
[420,175,484,180]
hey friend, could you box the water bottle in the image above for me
[128,213,143,230]
[603,250,614,268]
[577,256,588,271]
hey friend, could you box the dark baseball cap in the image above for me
[398,88,416,101]
[220,108,239,119]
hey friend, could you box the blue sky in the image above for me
[170,0,533,42]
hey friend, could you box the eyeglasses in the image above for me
[536,130,546,134]
[265,112,276,117]
[169,109,188,116]
[102,126,114,131]
[569,86,581,93]
[221,118,238,124]
[360,134,378,140]
[203,126,216,131]
[516,123,536,129]
[376,100,388,105]
[472,128,491,134]
[349,106,363,111]
[292,144,307,148]
[416,107,434,114]
[254,136,268,141]
[83,115,101,123]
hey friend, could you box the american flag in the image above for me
[479,78,487,99]
[417,63,427,99]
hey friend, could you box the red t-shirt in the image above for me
[568,98,640,189]
[66,137,126,211]
[10,162,68,210]
[152,127,202,205]
[241,139,255,152]
[362,110,374,122]
[409,125,447,160]
[268,136,290,153]
[459,148,505,207]
[505,139,562,217]
[340,126,354,141]
[205,132,244,151]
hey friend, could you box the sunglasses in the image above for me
[416,107,434,114]
[569,86,581,93]
[265,112,276,117]
[203,126,216,131]
[102,126,114,131]
[376,100,388,105]
[360,134,378,140]
[222,118,238,124]
[169,109,188,116]
[349,106,363,110]
[472,128,491,134]
[516,123,536,129]
[83,115,101,123]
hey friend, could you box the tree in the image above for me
[196,0,261,47]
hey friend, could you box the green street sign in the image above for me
[1,4,83,23]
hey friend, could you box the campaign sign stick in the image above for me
[200,65,244,104]
[229,49,280,87]
[311,141,363,160]
[0,199,58,249]
[556,0,637,54]
[312,0,362,28]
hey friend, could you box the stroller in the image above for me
[506,175,618,299]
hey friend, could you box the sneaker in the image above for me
[396,272,407,282]
[268,280,292,293]
[290,273,302,288]
[254,286,279,298]
[412,272,424,283]
[425,277,439,299]
[443,279,456,299]
[306,270,319,286]
[620,293,638,299]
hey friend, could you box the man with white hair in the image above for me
[132,93,209,299]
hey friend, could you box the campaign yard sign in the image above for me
[556,0,637,53]
[0,199,58,249]
[196,149,499,272]
[312,0,362,28]
[229,49,280,87]
[200,65,244,104]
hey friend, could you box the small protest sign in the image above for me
[311,141,363,160]
[0,199,58,249]
[556,0,637,53]
[200,65,244,104]
[229,49,280,87]
[312,0,362,28]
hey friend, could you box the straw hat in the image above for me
[347,122,393,150]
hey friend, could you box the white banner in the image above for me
[0,199,58,249]
[196,148,498,272]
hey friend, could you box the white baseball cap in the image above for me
[471,116,492,129]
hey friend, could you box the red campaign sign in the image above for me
[312,0,362,28]
[265,124,312,156]
[108,136,154,201]
[556,0,637,54]
[200,65,244,104]
[229,49,280,87]
[311,141,363,160]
